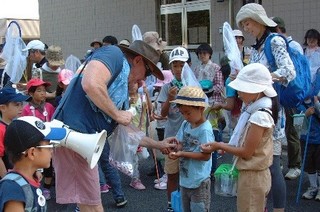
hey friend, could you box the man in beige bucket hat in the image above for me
[52,40,175,211]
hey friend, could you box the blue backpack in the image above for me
[264,33,311,108]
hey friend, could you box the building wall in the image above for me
[39,0,320,61]
[212,0,320,55]
[39,0,157,59]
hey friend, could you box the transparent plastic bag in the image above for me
[109,124,144,177]
[65,54,81,73]
[0,21,27,83]
[222,22,243,75]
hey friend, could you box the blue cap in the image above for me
[0,87,31,104]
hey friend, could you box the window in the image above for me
[243,0,262,5]
[160,0,210,49]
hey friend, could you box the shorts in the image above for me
[237,169,271,212]
[164,155,179,174]
[53,147,101,205]
[181,178,211,212]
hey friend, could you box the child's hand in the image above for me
[169,151,181,160]
[168,86,179,101]
[200,142,218,153]
[305,107,315,117]
[160,137,178,154]
[34,171,43,182]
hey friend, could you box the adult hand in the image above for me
[115,110,133,126]
[159,137,178,154]
[200,142,219,153]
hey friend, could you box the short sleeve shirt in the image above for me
[176,120,213,188]
[157,83,185,138]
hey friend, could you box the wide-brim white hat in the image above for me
[228,63,277,97]
[236,3,277,28]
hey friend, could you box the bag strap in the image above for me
[264,33,290,72]
[1,172,34,211]
[230,108,272,173]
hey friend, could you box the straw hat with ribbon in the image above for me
[170,86,208,107]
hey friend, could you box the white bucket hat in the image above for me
[228,63,277,97]
[233,29,244,37]
[236,3,277,28]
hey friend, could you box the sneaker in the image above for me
[100,184,109,193]
[154,181,167,190]
[42,188,51,200]
[115,197,128,208]
[167,207,174,212]
[302,187,318,199]
[154,174,168,184]
[130,179,146,190]
[75,206,80,212]
[285,168,301,180]
[315,189,320,201]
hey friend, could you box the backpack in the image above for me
[0,172,36,212]
[264,33,311,108]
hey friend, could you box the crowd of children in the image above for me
[1,4,320,210]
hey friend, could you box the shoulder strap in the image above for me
[258,108,273,117]
[264,33,289,72]
[1,173,34,212]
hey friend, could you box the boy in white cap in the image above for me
[201,63,277,212]
[156,46,189,211]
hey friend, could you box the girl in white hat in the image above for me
[235,3,296,212]
[201,63,278,212]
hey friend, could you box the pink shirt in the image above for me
[22,102,55,122]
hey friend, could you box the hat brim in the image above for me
[61,79,71,85]
[44,127,67,141]
[47,60,65,66]
[170,98,208,107]
[169,57,188,64]
[118,45,164,80]
[228,78,277,97]
[11,94,32,103]
[90,41,103,47]
[27,81,52,91]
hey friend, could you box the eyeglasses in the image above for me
[143,60,152,77]
[36,144,55,149]
[21,144,55,155]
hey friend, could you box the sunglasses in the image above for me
[143,60,152,77]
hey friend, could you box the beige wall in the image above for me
[39,0,320,61]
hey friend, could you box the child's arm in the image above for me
[4,201,25,212]
[0,157,7,178]
[169,151,211,161]
[161,86,178,117]
[143,86,153,118]
[201,123,265,160]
